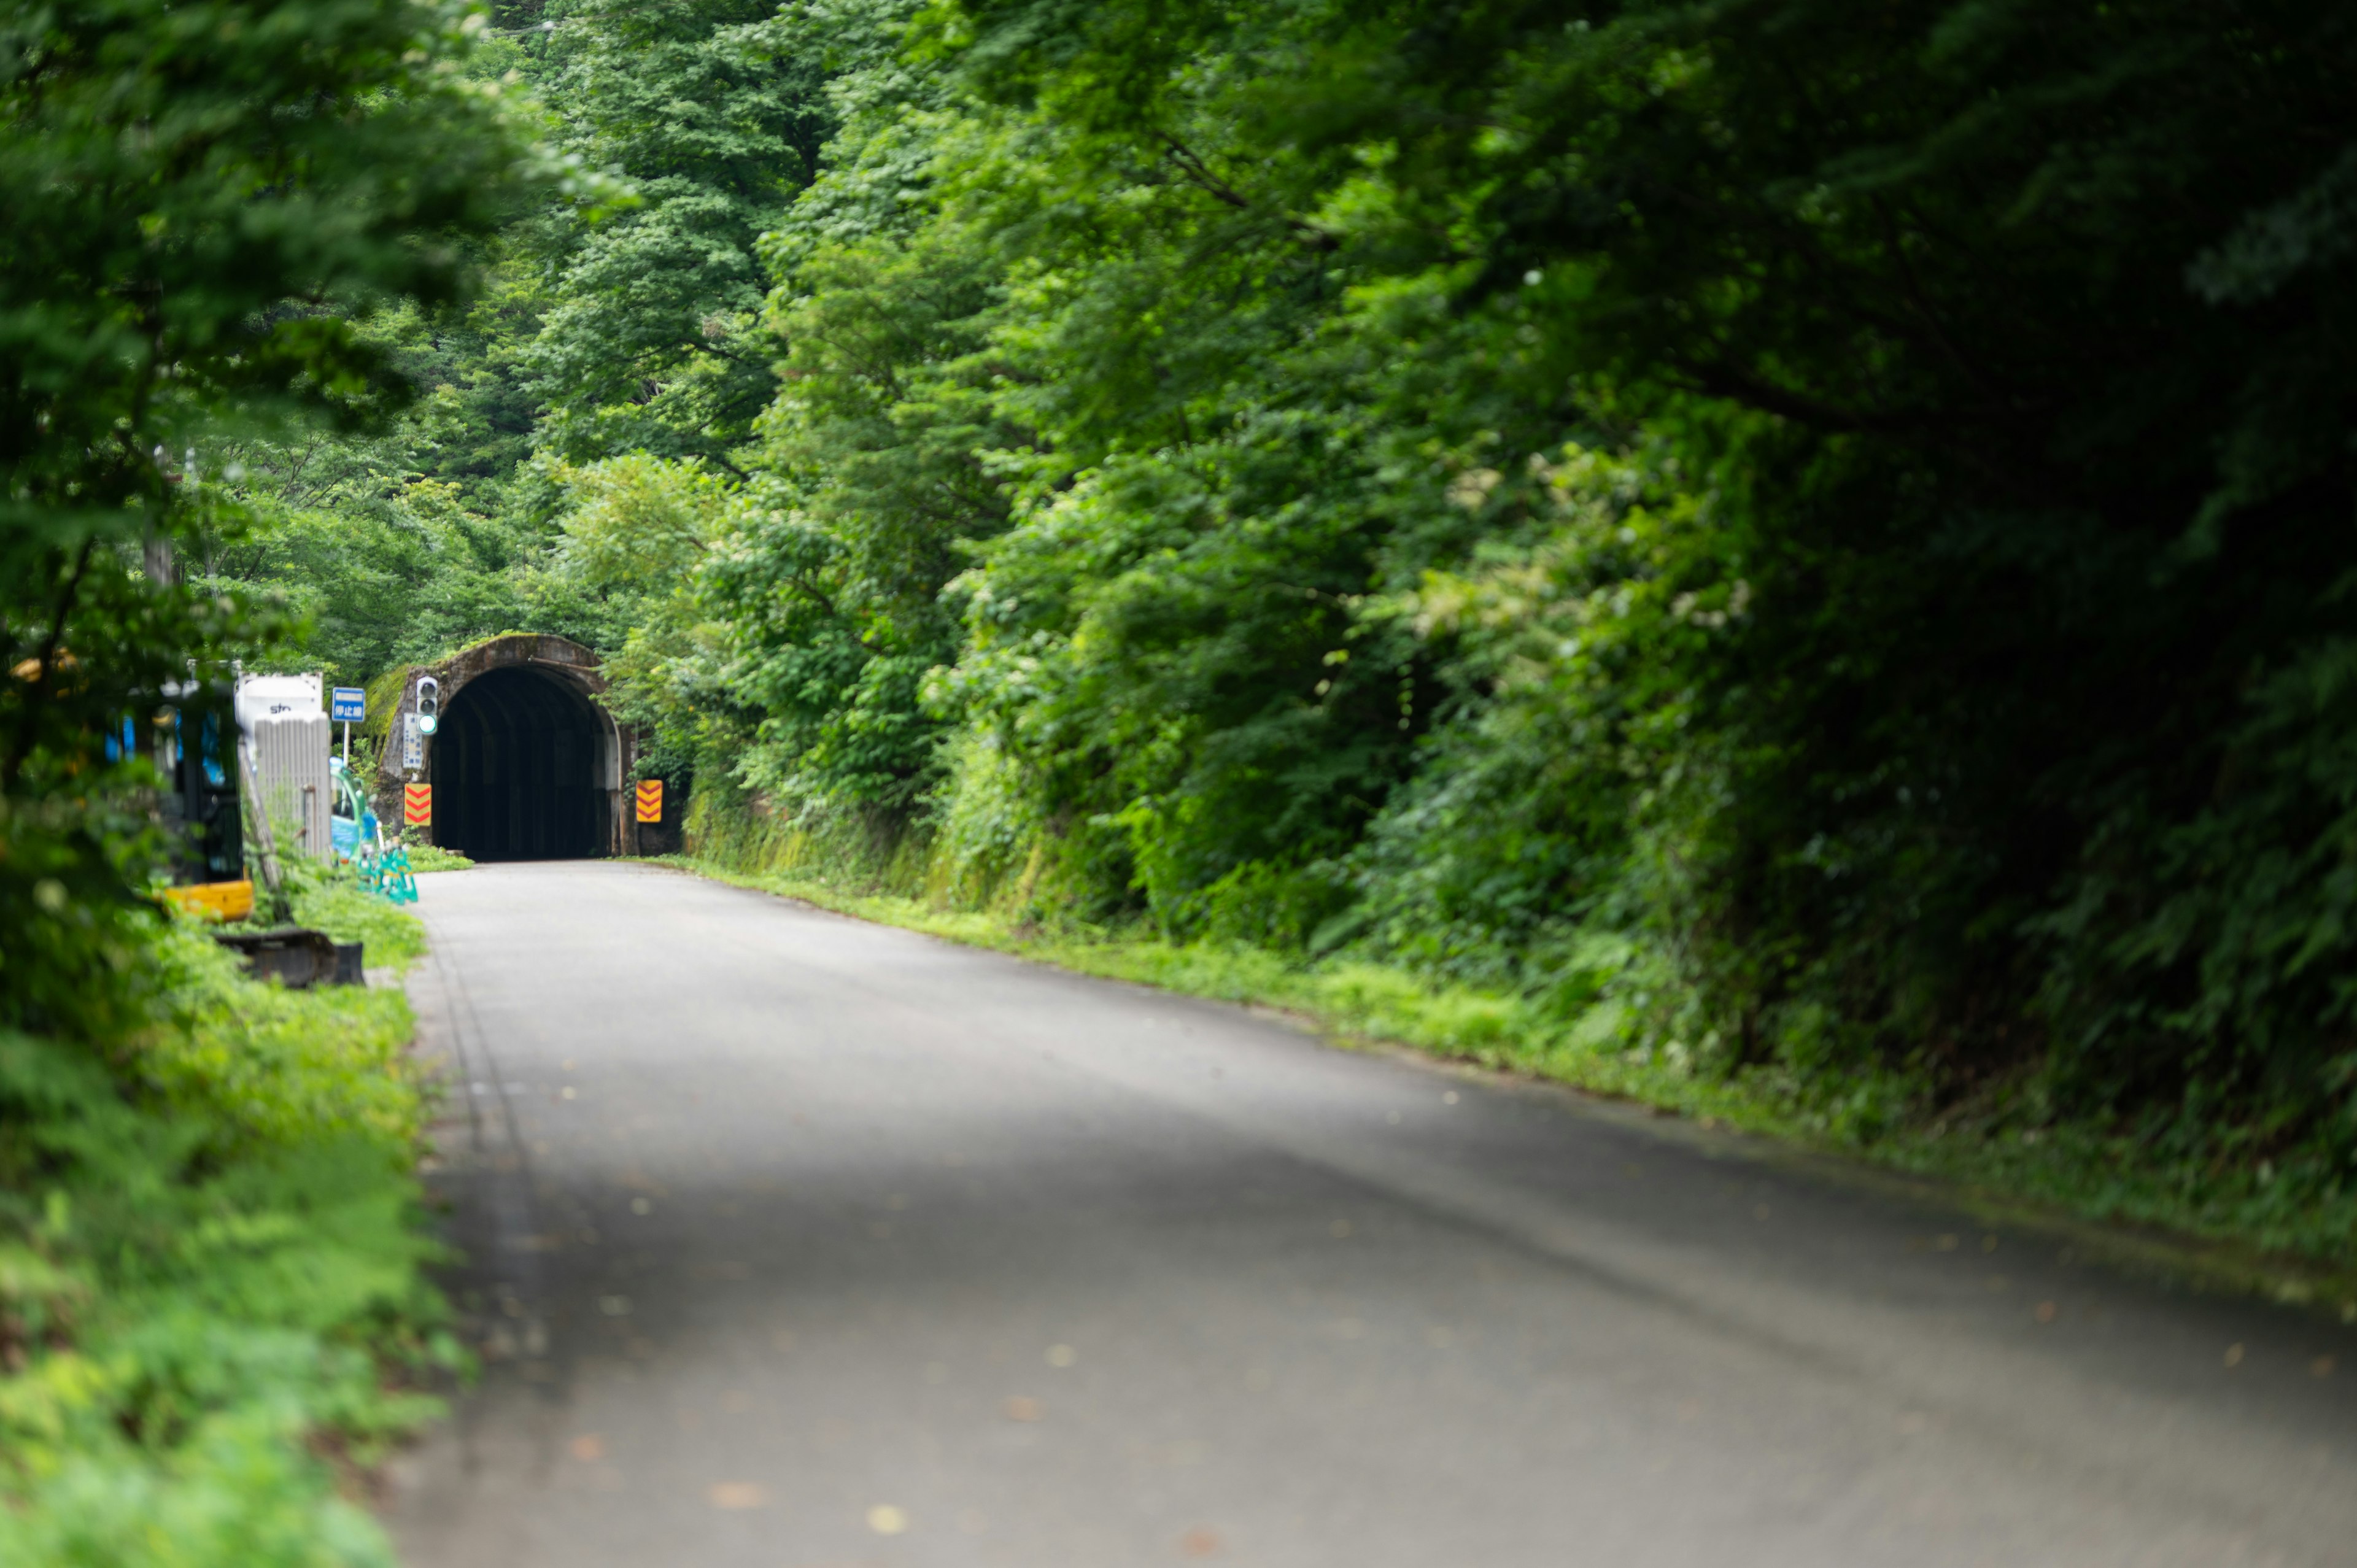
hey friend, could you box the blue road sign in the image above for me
[331,687,366,723]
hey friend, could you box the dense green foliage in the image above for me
[0,903,443,1567]
[109,0,2357,1260]
[1,0,530,1557]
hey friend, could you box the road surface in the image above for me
[384,862,2356,1567]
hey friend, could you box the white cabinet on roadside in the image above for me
[236,673,333,861]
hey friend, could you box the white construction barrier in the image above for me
[250,711,333,860]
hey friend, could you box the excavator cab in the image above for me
[156,680,252,919]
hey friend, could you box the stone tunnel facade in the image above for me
[374,635,670,860]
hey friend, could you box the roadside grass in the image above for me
[654,853,2357,1318]
[296,862,433,966]
[0,888,448,1567]
[212,853,435,968]
[401,843,474,873]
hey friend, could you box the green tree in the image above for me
[525,0,834,471]
[694,0,1020,812]
[538,452,738,782]
[1,0,538,1027]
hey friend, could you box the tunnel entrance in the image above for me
[429,665,608,861]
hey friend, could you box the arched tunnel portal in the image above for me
[379,635,657,860]
[430,666,608,861]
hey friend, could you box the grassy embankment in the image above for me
[664,789,2357,1316]
[0,868,450,1567]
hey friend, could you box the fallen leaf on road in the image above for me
[2224,1342,2245,1368]
[867,1504,909,1535]
[2034,1300,2057,1323]
[570,1434,605,1462]
[1177,1526,1224,1557]
[706,1482,765,1510]
[1004,1396,1043,1422]
[1045,1343,1078,1367]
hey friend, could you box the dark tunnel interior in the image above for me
[428,666,607,861]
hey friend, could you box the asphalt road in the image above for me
[383,862,2356,1568]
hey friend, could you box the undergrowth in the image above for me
[292,859,433,968]
[0,881,447,1567]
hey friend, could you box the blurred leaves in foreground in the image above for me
[2,0,535,1556]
